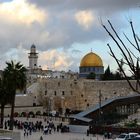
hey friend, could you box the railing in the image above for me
[89,126,140,134]
[33,115,70,123]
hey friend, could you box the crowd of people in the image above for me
[4,117,69,138]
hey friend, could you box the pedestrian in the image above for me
[87,129,89,136]
[107,132,109,139]
[44,117,46,122]
[104,132,107,138]
[23,129,26,137]
[43,126,48,135]
[49,127,52,134]
[40,136,43,140]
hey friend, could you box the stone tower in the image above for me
[28,44,38,70]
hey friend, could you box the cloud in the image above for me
[2,44,28,68]
[0,0,46,25]
[28,0,140,14]
[39,49,74,71]
[75,10,95,30]
[0,0,139,72]
[0,0,49,52]
[0,0,135,54]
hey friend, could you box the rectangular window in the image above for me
[62,91,65,95]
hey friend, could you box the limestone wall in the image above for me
[13,79,139,113]
[82,80,138,109]
[38,79,139,111]
[15,95,34,106]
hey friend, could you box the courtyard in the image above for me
[3,117,113,140]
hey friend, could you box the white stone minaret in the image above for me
[28,44,38,70]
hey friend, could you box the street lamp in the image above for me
[50,97,54,111]
[61,96,65,116]
[48,97,53,115]
[98,90,102,125]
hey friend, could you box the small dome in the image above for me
[80,52,103,67]
[31,44,36,48]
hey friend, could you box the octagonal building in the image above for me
[79,52,104,79]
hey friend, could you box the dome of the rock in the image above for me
[80,52,103,67]
[79,52,104,79]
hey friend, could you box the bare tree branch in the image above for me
[130,21,140,52]
[108,43,139,93]
[124,33,139,52]
[107,20,136,73]
[102,20,140,93]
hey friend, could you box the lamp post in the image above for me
[48,97,53,115]
[98,90,102,125]
[61,96,65,116]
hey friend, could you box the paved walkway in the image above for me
[17,127,114,140]
[20,132,102,140]
[19,130,111,140]
[4,117,114,140]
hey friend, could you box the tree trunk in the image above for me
[9,94,15,130]
[0,104,4,128]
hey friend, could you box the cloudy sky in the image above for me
[0,0,140,72]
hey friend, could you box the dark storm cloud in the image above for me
[28,0,140,13]
[23,0,140,51]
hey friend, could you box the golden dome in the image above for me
[80,52,103,67]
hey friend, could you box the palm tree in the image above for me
[0,78,10,128]
[3,60,27,130]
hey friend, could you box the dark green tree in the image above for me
[87,72,96,79]
[102,65,114,80]
[114,71,122,80]
[3,60,27,130]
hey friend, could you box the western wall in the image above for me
[36,79,138,112]
[3,78,137,117]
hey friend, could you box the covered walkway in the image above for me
[70,94,140,125]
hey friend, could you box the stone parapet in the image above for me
[0,130,20,140]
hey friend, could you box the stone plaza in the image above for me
[1,117,114,140]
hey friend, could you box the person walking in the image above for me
[40,136,43,140]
